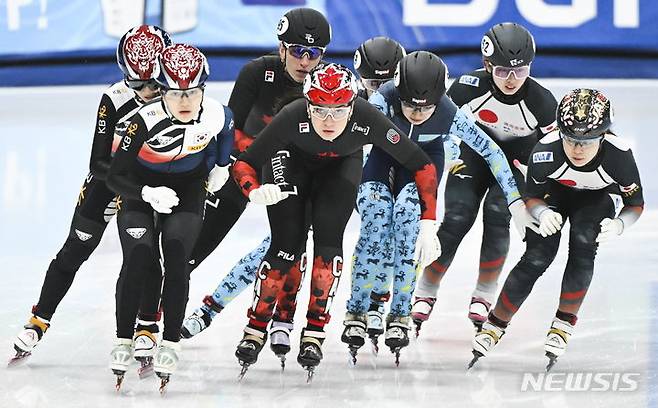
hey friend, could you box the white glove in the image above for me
[513,159,528,180]
[596,217,624,243]
[248,184,289,205]
[141,185,179,214]
[207,164,230,193]
[508,199,539,240]
[538,209,563,237]
[414,219,441,268]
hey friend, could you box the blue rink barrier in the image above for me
[1,0,658,85]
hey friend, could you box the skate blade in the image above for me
[467,350,484,370]
[112,370,126,392]
[276,354,286,371]
[545,352,558,372]
[305,367,315,383]
[158,375,170,395]
[237,363,250,382]
[8,351,31,368]
[137,358,154,379]
[348,347,359,366]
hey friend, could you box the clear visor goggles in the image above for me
[309,104,352,120]
[163,86,205,99]
[492,65,531,80]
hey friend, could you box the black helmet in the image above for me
[557,88,614,140]
[276,8,331,48]
[481,22,535,67]
[394,51,448,106]
[353,36,406,80]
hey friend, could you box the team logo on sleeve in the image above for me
[459,75,480,87]
[532,151,553,163]
[264,70,275,83]
[386,128,400,144]
[620,182,639,197]
[299,122,310,133]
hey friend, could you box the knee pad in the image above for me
[442,199,478,237]
[56,214,107,271]
[482,199,511,228]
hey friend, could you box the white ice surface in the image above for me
[0,81,656,408]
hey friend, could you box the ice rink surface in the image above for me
[1,80,656,407]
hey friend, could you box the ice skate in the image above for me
[153,340,180,394]
[384,315,410,366]
[297,329,326,383]
[180,307,213,339]
[468,297,491,331]
[9,316,50,367]
[410,297,436,337]
[235,326,267,381]
[134,329,157,379]
[109,338,134,391]
[269,320,293,370]
[367,303,385,355]
[341,312,367,365]
[544,317,573,372]
[468,321,505,370]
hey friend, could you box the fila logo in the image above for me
[264,70,275,83]
[277,250,295,261]
[74,229,92,242]
[126,227,147,239]
[299,122,310,133]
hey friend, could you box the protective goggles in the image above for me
[561,133,603,147]
[125,78,159,91]
[163,86,205,99]
[361,78,391,92]
[492,65,531,80]
[284,42,325,60]
[401,100,436,113]
[309,104,352,120]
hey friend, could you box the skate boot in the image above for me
[235,326,267,380]
[468,321,505,369]
[544,317,574,372]
[410,297,436,337]
[269,320,293,370]
[153,340,181,394]
[341,312,367,365]
[9,315,50,366]
[384,315,410,366]
[133,324,158,379]
[297,328,326,383]
[181,296,222,339]
[110,338,134,391]
[367,293,387,355]
[468,297,491,331]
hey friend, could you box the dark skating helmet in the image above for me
[557,88,614,140]
[394,51,448,106]
[276,8,331,48]
[481,22,535,68]
[117,25,172,81]
[154,44,210,90]
[353,36,406,80]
